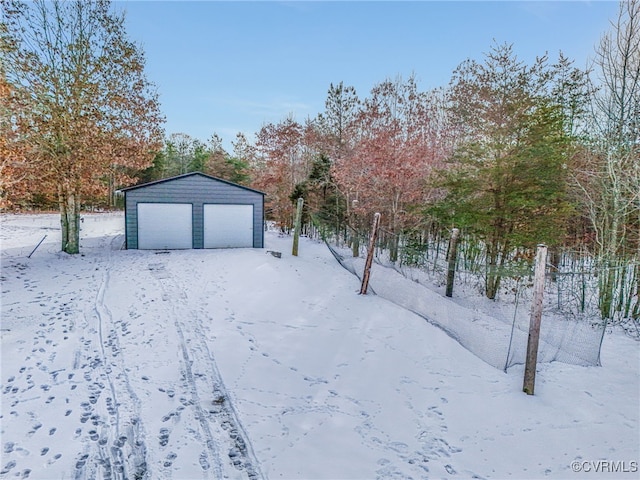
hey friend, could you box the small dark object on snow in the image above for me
[266,250,281,258]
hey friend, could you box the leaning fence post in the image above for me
[360,213,381,295]
[445,228,460,297]
[292,197,304,256]
[523,244,548,395]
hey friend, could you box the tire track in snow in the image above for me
[150,256,264,480]
[162,285,224,479]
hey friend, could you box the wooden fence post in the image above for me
[523,244,548,395]
[360,213,381,295]
[445,228,460,297]
[292,197,304,256]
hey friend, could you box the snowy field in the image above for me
[1,212,638,480]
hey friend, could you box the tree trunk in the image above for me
[599,214,619,320]
[389,233,399,263]
[633,262,640,319]
[486,242,501,300]
[59,184,80,254]
[351,231,360,257]
[549,248,561,282]
[486,239,509,300]
[486,264,500,300]
[360,213,381,295]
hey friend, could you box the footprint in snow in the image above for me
[159,428,170,447]
[163,452,177,468]
[75,453,88,470]
[389,441,409,453]
[0,461,16,475]
[199,452,210,470]
[27,423,42,437]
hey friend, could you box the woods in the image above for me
[1,1,637,328]
[240,3,638,329]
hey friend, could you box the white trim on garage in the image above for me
[137,203,193,249]
[203,204,254,248]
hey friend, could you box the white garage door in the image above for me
[137,203,192,249]
[204,204,253,248]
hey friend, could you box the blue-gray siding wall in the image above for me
[125,175,264,249]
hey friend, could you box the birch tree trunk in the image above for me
[584,0,640,320]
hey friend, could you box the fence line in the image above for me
[308,221,637,371]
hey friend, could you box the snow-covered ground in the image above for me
[1,212,638,480]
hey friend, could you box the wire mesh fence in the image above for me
[314,225,637,371]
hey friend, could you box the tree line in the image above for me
[253,63,587,291]
[2,0,638,321]
[245,1,638,320]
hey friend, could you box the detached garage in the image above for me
[122,172,265,249]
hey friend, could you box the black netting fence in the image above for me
[315,227,637,371]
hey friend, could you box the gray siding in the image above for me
[124,174,264,249]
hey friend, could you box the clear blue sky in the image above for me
[117,1,619,152]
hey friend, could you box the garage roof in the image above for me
[120,171,265,195]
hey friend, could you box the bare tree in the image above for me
[1,0,163,253]
[574,0,640,319]
[165,133,197,176]
[316,81,360,162]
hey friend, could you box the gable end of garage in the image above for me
[122,172,265,250]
